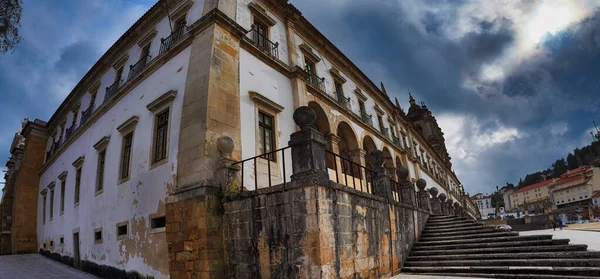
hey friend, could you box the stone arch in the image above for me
[308,101,331,135]
[382,147,395,171]
[337,121,361,178]
[395,156,402,168]
[362,135,377,155]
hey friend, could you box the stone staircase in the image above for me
[402,215,600,278]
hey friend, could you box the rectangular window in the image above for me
[115,66,124,83]
[42,195,47,223]
[175,17,186,30]
[60,179,65,213]
[60,237,64,245]
[305,58,317,84]
[121,132,133,179]
[378,115,384,131]
[96,150,106,192]
[153,109,169,163]
[253,20,268,48]
[74,168,81,205]
[94,229,102,244]
[141,43,151,59]
[49,189,54,219]
[90,92,97,109]
[117,224,128,236]
[358,100,366,113]
[72,111,78,127]
[258,111,275,161]
[335,81,343,95]
[151,216,166,229]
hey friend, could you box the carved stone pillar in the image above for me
[216,136,241,194]
[289,106,329,186]
[429,187,442,215]
[369,150,393,201]
[396,166,416,206]
[453,202,462,217]
[445,198,455,216]
[416,179,431,212]
[438,193,447,215]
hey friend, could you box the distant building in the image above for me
[549,166,599,220]
[470,193,495,219]
[510,179,553,215]
[503,188,514,212]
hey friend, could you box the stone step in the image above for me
[423,224,491,234]
[427,217,469,223]
[401,272,600,279]
[407,251,600,261]
[419,231,519,242]
[426,218,477,225]
[401,266,600,277]
[412,239,570,251]
[425,222,485,230]
[404,258,600,267]
[415,234,552,247]
[410,244,589,256]
[421,227,502,237]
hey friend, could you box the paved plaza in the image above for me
[0,254,97,279]
[520,226,600,251]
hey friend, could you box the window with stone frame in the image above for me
[96,150,106,193]
[305,58,317,82]
[49,187,54,220]
[121,132,133,179]
[42,191,47,224]
[153,108,169,163]
[252,19,269,49]
[358,99,366,113]
[60,178,65,213]
[115,66,124,83]
[74,168,81,205]
[258,111,276,161]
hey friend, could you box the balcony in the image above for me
[104,79,121,102]
[159,24,187,55]
[80,106,93,126]
[335,91,351,110]
[360,110,373,127]
[392,135,401,147]
[128,54,150,81]
[248,25,279,60]
[306,71,325,92]
[65,125,75,141]
[381,127,389,139]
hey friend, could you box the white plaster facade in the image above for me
[470,193,495,219]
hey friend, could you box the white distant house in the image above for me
[471,193,496,219]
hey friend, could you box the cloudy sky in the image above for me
[1,0,600,196]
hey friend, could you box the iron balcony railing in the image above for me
[335,91,351,110]
[360,109,373,127]
[248,25,279,60]
[65,126,75,141]
[159,24,187,55]
[392,135,401,147]
[231,146,291,190]
[306,70,325,92]
[128,54,150,81]
[326,150,374,193]
[104,79,121,102]
[80,106,93,126]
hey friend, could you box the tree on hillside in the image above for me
[0,0,23,54]
[567,153,578,170]
[551,158,568,177]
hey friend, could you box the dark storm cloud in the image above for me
[54,41,99,75]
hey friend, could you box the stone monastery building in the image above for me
[0,0,475,278]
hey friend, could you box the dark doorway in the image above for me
[73,232,80,269]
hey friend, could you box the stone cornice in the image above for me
[299,43,320,62]
[117,116,139,133]
[72,156,85,168]
[146,90,177,112]
[249,91,284,113]
[248,2,276,26]
[93,136,111,151]
[58,171,68,181]
[329,68,346,83]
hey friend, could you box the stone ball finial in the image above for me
[396,166,409,180]
[367,150,384,168]
[429,187,439,197]
[217,136,235,159]
[453,202,461,208]
[293,106,316,130]
[446,198,454,205]
[438,193,446,202]
[416,178,427,190]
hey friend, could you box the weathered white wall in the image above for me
[37,45,191,279]
[239,49,295,190]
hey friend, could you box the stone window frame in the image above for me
[147,90,176,169]
[112,55,129,87]
[250,91,284,162]
[59,235,64,246]
[116,220,129,240]
[48,182,55,221]
[58,171,68,215]
[93,136,110,196]
[169,0,193,29]
[149,213,166,234]
[41,189,48,225]
[94,227,103,244]
[116,116,139,184]
[73,167,82,207]
[248,2,277,29]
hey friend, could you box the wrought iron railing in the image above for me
[65,126,75,141]
[360,110,373,127]
[231,146,291,191]
[306,71,325,92]
[159,25,187,55]
[128,54,150,81]
[335,91,351,110]
[381,127,389,139]
[80,106,93,125]
[248,25,279,60]
[104,79,121,102]
[326,150,374,193]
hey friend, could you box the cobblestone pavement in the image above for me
[0,254,97,279]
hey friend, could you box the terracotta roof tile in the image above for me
[514,179,553,194]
